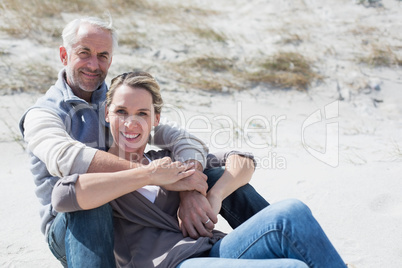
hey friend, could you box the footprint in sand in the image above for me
[369,193,402,217]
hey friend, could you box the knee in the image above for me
[281,199,311,215]
[262,199,312,223]
[67,204,113,230]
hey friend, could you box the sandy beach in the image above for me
[1,0,402,267]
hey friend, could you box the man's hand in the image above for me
[178,190,218,239]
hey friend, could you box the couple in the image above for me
[19,16,346,267]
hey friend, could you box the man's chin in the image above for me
[81,84,101,93]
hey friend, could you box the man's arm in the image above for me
[152,120,209,168]
[23,109,100,177]
[23,110,209,177]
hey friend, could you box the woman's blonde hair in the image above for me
[106,71,163,114]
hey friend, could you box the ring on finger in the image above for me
[204,218,211,225]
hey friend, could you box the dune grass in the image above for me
[359,45,402,67]
[246,52,320,90]
[172,56,238,91]
[0,0,343,94]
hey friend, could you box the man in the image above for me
[19,17,268,267]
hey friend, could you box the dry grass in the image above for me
[359,45,402,67]
[184,56,234,72]
[3,0,398,95]
[349,25,380,37]
[0,0,153,44]
[172,56,238,91]
[0,0,322,93]
[280,33,304,46]
[0,0,97,43]
[246,52,320,90]
[189,27,226,43]
[173,52,321,91]
[0,60,58,94]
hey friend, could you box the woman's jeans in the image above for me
[177,199,346,268]
[47,167,269,267]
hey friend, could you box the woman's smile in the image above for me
[121,132,140,140]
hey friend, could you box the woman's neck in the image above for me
[108,144,147,164]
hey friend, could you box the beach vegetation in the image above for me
[189,27,226,43]
[171,56,239,91]
[185,56,234,72]
[246,52,320,90]
[1,59,57,94]
[359,45,402,67]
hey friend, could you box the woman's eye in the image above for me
[138,112,148,116]
[116,109,127,115]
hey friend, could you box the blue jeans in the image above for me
[177,199,346,268]
[47,204,115,267]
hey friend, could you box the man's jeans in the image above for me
[47,167,269,267]
[47,204,115,267]
[177,199,347,268]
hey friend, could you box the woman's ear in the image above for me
[105,106,110,122]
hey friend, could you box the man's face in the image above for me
[60,23,113,101]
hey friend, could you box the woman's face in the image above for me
[106,85,160,157]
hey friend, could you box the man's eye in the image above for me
[99,54,108,60]
[78,51,89,57]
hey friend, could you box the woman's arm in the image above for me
[152,120,209,169]
[206,154,255,215]
[52,157,195,212]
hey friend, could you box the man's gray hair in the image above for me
[62,16,118,54]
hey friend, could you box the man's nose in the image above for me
[87,55,99,70]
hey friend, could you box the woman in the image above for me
[80,71,347,267]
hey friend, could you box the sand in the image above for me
[1,0,401,267]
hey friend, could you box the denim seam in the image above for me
[235,228,309,265]
[220,202,242,227]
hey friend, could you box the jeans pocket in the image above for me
[48,230,68,267]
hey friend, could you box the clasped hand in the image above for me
[146,157,208,195]
[146,158,220,239]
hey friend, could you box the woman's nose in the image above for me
[123,116,138,128]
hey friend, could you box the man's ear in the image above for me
[59,46,68,66]
[154,114,160,127]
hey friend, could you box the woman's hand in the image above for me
[146,157,195,186]
[164,165,208,195]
